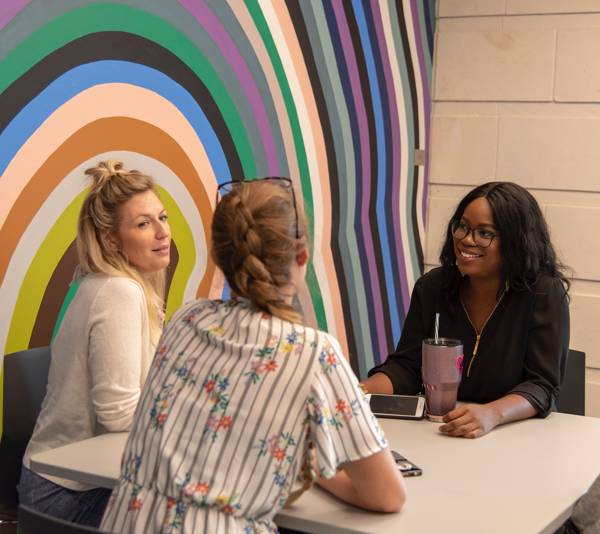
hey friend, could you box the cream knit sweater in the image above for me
[23,274,154,491]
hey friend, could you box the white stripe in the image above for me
[258,0,337,336]
[0,152,204,356]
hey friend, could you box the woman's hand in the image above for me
[439,394,537,439]
[439,404,501,439]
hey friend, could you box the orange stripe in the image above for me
[0,117,215,296]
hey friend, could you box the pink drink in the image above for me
[422,338,464,422]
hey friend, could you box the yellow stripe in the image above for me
[4,186,195,354]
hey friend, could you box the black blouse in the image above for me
[369,267,570,417]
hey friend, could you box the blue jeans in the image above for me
[17,466,111,527]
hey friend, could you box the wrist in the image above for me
[487,402,504,428]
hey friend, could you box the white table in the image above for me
[30,413,600,533]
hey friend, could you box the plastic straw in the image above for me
[434,313,440,343]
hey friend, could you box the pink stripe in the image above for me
[178,0,279,175]
[0,0,30,31]
[370,1,411,311]
[331,2,387,360]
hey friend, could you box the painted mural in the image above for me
[0,0,435,393]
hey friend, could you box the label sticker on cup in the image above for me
[455,354,464,374]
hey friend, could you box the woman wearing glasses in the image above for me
[101,178,405,534]
[362,182,570,439]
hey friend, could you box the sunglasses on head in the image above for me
[216,177,300,239]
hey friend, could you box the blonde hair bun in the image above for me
[85,160,125,189]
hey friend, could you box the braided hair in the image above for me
[211,180,307,322]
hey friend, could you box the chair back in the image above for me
[556,349,586,416]
[0,347,51,508]
[17,505,101,534]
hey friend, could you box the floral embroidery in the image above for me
[215,494,242,515]
[307,396,359,429]
[175,474,210,506]
[149,383,174,429]
[256,432,297,494]
[122,454,144,511]
[149,351,198,429]
[209,325,225,337]
[332,399,360,424]
[183,312,197,325]
[318,340,338,372]
[162,496,187,531]
[307,396,328,426]
[128,486,143,511]
[280,330,305,356]
[123,454,142,482]
[202,373,231,442]
[156,345,169,369]
[245,336,279,384]
[171,352,198,386]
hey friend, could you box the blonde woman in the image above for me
[101,178,405,534]
[19,161,171,526]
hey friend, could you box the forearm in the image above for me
[316,471,366,509]
[441,394,538,438]
[361,373,394,395]
[316,450,406,512]
[487,393,537,426]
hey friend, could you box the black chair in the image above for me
[556,349,586,416]
[0,347,51,524]
[17,505,101,534]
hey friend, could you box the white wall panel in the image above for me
[439,0,506,17]
[435,29,556,101]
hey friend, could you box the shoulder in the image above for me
[530,274,569,301]
[310,328,347,362]
[529,274,569,310]
[81,277,148,330]
[95,276,145,302]
[166,298,221,326]
[413,267,446,294]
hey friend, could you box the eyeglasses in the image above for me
[451,220,499,248]
[216,177,299,239]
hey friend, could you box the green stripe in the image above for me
[0,1,255,176]
[244,0,327,330]
[306,1,374,375]
[51,278,81,342]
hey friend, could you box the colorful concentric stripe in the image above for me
[0,1,434,385]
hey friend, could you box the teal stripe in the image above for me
[51,278,81,342]
[244,0,327,331]
[303,2,374,377]
[388,0,420,280]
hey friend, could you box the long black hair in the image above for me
[439,182,570,295]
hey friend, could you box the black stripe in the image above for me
[286,0,361,374]
[0,31,243,178]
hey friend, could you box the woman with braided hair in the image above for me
[19,160,171,526]
[101,178,406,534]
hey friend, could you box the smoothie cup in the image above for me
[422,338,464,422]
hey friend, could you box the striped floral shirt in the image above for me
[101,298,387,533]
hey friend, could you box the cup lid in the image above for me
[423,337,462,347]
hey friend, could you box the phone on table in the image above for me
[369,394,425,420]
[391,450,423,477]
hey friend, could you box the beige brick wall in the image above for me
[429,1,600,416]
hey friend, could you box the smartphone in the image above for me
[392,450,423,477]
[369,394,425,420]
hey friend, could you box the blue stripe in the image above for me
[353,0,400,345]
[0,59,230,182]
